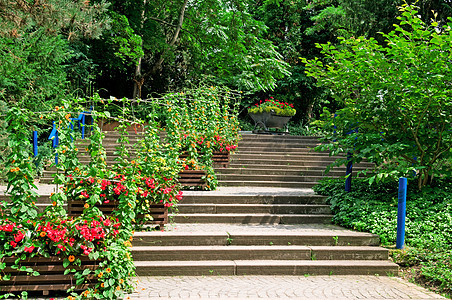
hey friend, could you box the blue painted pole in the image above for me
[396,177,407,249]
[33,131,38,157]
[345,152,353,192]
[81,114,86,139]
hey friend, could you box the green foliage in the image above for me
[314,177,452,296]
[0,0,110,111]
[0,30,69,111]
[248,0,335,124]
[304,4,452,189]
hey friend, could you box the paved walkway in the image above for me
[3,184,447,300]
[127,275,445,299]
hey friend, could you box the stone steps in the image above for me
[132,245,388,261]
[132,229,381,247]
[33,132,396,277]
[181,194,326,205]
[133,260,398,276]
[177,204,332,214]
[217,174,332,182]
[173,213,333,224]
[218,180,316,188]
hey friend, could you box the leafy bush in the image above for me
[304,4,452,190]
[314,177,452,296]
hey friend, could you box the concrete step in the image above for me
[229,159,374,168]
[132,230,381,247]
[217,174,330,183]
[218,180,317,188]
[134,260,399,276]
[173,213,332,224]
[178,204,332,214]
[132,245,388,261]
[181,194,326,205]
[216,168,349,177]
[232,153,341,161]
[240,134,322,142]
[236,147,332,154]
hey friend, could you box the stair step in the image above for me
[132,245,387,261]
[217,174,330,182]
[132,230,381,247]
[216,168,340,176]
[178,204,331,214]
[173,213,332,224]
[134,260,399,276]
[229,159,373,167]
[218,181,317,188]
[181,194,326,204]
[232,154,342,160]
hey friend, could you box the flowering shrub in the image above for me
[248,97,296,117]
[164,86,241,190]
[1,103,135,299]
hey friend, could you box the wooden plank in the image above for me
[0,283,95,292]
[1,274,97,284]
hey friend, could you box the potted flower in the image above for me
[248,98,296,133]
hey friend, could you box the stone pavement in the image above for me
[127,275,444,299]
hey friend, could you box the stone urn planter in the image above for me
[249,112,292,133]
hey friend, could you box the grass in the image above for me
[314,177,452,298]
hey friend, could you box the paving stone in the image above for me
[125,275,446,299]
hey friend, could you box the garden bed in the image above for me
[178,170,207,189]
[67,200,168,225]
[0,256,99,295]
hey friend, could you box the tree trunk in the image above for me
[133,0,147,99]
[142,0,189,85]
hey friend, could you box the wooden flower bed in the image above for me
[0,256,99,296]
[178,170,207,189]
[67,200,168,225]
[212,151,230,168]
[180,151,230,168]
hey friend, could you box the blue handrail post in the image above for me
[48,122,59,165]
[345,152,353,192]
[81,113,86,139]
[33,131,38,157]
[396,177,408,249]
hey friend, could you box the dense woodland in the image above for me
[1,0,451,122]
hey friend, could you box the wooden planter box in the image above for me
[67,200,168,225]
[178,170,207,189]
[180,151,230,168]
[0,256,99,296]
[212,151,230,168]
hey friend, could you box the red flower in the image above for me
[24,245,35,253]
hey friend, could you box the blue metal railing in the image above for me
[35,110,91,165]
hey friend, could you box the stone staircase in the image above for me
[34,131,398,276]
[217,133,373,188]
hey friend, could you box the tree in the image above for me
[89,0,290,98]
[248,0,335,123]
[304,4,452,189]
[0,0,110,111]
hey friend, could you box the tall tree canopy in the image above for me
[88,0,290,98]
